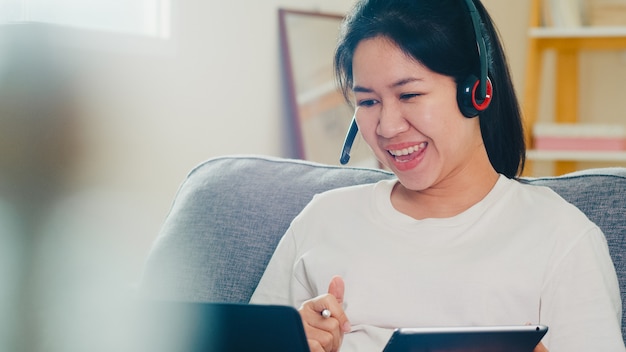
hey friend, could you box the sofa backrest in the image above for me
[139,156,394,302]
[139,155,626,339]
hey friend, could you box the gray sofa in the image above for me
[139,155,626,340]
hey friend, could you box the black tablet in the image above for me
[382,325,548,352]
[130,302,311,352]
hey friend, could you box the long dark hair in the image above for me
[334,0,525,177]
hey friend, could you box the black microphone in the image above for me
[339,116,359,165]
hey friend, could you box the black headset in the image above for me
[339,0,492,165]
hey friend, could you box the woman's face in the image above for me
[351,36,487,192]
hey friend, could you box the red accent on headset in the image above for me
[472,78,493,111]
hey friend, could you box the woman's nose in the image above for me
[376,103,409,138]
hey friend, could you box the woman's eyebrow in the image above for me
[352,77,423,93]
[352,85,373,93]
[391,77,423,88]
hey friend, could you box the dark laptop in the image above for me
[129,301,310,352]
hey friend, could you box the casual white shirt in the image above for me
[251,176,625,351]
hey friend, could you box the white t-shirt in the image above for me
[250,176,625,351]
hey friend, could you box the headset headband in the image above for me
[463,0,488,101]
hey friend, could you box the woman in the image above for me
[251,0,624,351]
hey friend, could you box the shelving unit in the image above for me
[527,150,626,162]
[522,0,626,175]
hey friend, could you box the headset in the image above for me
[339,0,492,165]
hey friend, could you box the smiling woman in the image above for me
[0,0,170,38]
[251,1,626,352]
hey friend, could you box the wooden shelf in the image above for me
[527,150,626,162]
[522,0,626,176]
[529,26,626,38]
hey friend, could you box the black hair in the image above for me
[334,0,526,177]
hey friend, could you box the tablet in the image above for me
[130,302,310,352]
[382,325,548,352]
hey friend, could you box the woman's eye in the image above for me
[400,93,421,100]
[357,99,378,107]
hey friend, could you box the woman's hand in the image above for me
[534,342,549,352]
[299,276,351,352]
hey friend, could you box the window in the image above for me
[0,0,170,38]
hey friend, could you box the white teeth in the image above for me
[389,142,426,156]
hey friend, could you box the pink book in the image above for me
[533,123,626,151]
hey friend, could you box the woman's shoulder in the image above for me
[504,176,594,223]
[506,176,574,204]
[295,179,396,218]
[311,178,396,203]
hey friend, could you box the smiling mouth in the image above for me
[387,142,427,161]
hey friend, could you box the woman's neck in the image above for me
[390,156,500,220]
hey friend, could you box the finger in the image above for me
[307,339,322,352]
[328,275,345,304]
[306,294,342,317]
[523,323,548,352]
[304,327,334,352]
[300,297,345,352]
[327,276,350,333]
[307,338,327,352]
[533,342,549,352]
[306,303,344,351]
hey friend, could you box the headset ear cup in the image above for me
[457,75,493,118]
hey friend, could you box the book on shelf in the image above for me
[542,0,585,27]
[533,123,626,151]
[587,0,626,26]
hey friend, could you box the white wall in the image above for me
[0,0,357,284]
[1,2,356,350]
[71,0,357,264]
